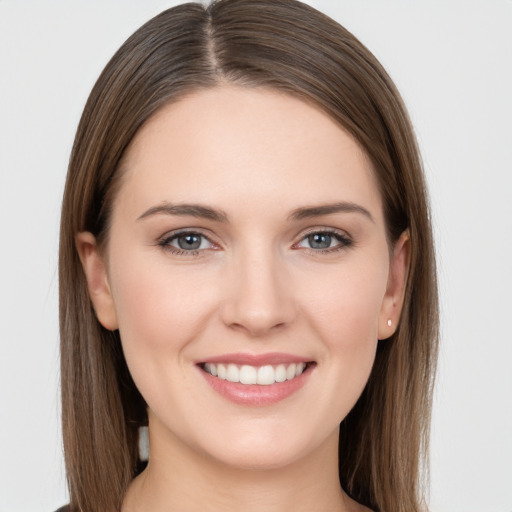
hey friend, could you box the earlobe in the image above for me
[378,230,410,340]
[75,232,119,330]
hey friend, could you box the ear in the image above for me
[378,230,410,340]
[75,232,119,330]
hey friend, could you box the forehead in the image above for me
[117,85,383,223]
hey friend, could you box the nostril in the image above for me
[227,320,285,338]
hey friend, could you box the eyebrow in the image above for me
[137,201,374,223]
[288,202,374,223]
[137,203,229,223]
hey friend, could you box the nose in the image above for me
[220,247,296,338]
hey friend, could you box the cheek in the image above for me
[306,260,387,343]
[300,258,388,399]
[108,254,224,430]
[108,251,218,377]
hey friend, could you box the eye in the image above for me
[158,231,215,255]
[296,230,352,252]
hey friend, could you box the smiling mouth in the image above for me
[199,362,315,386]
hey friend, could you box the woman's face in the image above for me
[78,85,407,471]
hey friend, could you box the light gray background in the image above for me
[0,1,511,511]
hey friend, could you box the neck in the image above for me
[122,420,364,512]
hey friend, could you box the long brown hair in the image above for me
[59,1,438,511]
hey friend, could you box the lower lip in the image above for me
[198,365,313,406]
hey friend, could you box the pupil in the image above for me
[178,234,201,250]
[309,233,331,249]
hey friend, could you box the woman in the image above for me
[58,0,438,511]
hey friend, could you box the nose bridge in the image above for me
[221,240,295,337]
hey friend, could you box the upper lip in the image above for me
[197,352,313,366]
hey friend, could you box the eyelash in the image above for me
[157,228,353,257]
[157,230,216,257]
[295,229,353,254]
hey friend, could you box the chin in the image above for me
[192,420,335,473]
[205,443,308,472]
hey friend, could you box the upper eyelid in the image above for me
[157,230,220,254]
[296,226,352,243]
[160,228,217,242]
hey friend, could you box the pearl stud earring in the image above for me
[387,319,392,327]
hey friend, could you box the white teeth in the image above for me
[203,361,308,385]
[217,363,227,380]
[239,365,257,384]
[226,364,239,382]
[275,364,287,383]
[257,365,275,385]
[286,363,296,380]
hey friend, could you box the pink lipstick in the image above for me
[196,353,315,406]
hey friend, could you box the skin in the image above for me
[77,85,409,512]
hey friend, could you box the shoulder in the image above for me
[54,506,70,512]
